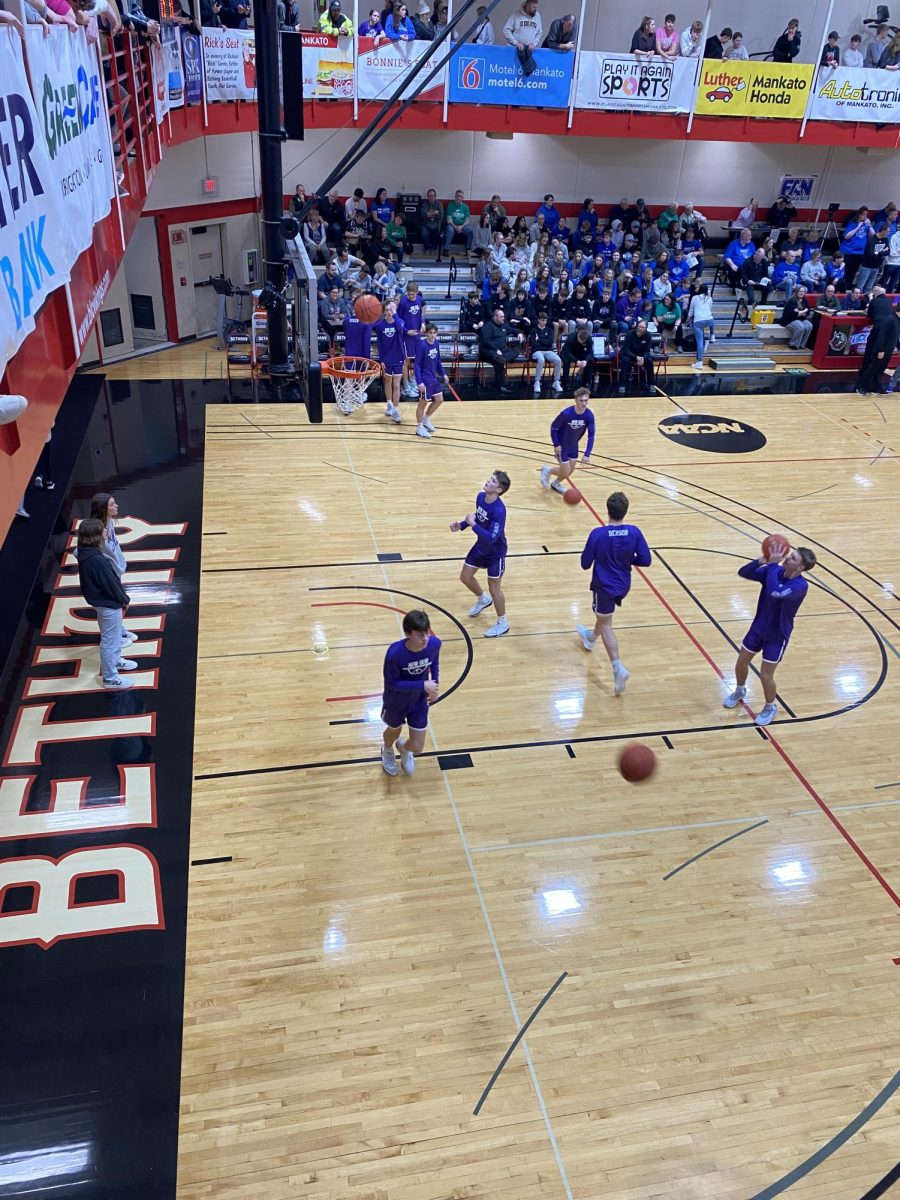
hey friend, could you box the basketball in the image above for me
[618,743,657,783]
[563,486,582,506]
[761,533,790,559]
[354,293,382,324]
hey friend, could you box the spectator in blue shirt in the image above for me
[723,228,755,289]
[839,207,872,287]
[535,194,560,233]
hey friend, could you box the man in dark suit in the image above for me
[855,289,900,395]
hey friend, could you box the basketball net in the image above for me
[322,357,382,414]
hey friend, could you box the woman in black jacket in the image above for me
[76,518,136,690]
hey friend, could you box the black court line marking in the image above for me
[202,531,227,536]
[438,753,473,771]
[663,819,768,881]
[541,544,550,553]
[860,1163,900,1200]
[653,550,798,719]
[748,1069,900,1200]
[239,411,274,440]
[870,445,888,465]
[655,384,688,413]
[784,482,838,503]
[322,460,388,485]
[329,717,369,725]
[872,400,888,425]
[190,856,233,866]
[756,727,770,740]
[473,971,568,1117]
[875,781,900,790]
[377,552,403,562]
[662,735,674,749]
[201,548,581,574]
[565,744,576,759]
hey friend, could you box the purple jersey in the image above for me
[343,314,373,358]
[581,523,651,598]
[461,490,507,555]
[373,315,406,370]
[414,338,445,387]
[382,635,441,695]
[738,560,808,642]
[551,406,596,459]
[397,291,424,332]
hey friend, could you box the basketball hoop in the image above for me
[322,356,382,414]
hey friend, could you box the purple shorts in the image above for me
[742,624,789,664]
[592,587,623,616]
[403,331,422,358]
[465,546,506,578]
[382,691,429,732]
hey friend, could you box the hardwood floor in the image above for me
[176,382,900,1199]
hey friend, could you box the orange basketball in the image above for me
[563,486,582,506]
[761,533,790,559]
[618,743,657,783]
[354,293,383,324]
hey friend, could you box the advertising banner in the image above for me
[202,27,256,101]
[357,36,445,102]
[149,37,171,122]
[779,175,817,203]
[694,59,813,119]
[182,30,203,104]
[161,23,185,109]
[574,51,695,112]
[448,44,571,107]
[301,31,353,99]
[809,66,900,124]
[0,29,71,376]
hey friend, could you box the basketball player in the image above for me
[397,280,426,399]
[576,491,651,695]
[723,543,817,727]
[381,609,441,777]
[373,299,406,424]
[540,388,595,495]
[342,291,374,360]
[450,469,511,639]
[413,324,449,439]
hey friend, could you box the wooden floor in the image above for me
[172,365,900,1199]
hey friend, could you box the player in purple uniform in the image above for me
[342,293,374,360]
[723,544,816,726]
[413,324,449,440]
[397,280,426,399]
[540,388,595,497]
[381,609,441,776]
[450,470,511,638]
[373,299,406,424]
[576,491,651,694]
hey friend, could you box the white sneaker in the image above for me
[116,658,138,671]
[709,335,716,343]
[469,593,493,617]
[576,623,596,651]
[550,481,566,494]
[723,686,747,709]
[533,384,541,395]
[613,663,630,695]
[103,676,134,690]
[484,616,510,638]
[121,629,138,644]
[552,381,564,394]
[691,361,703,370]
[381,746,399,776]
[540,465,551,489]
[416,423,431,439]
[387,405,402,424]
[755,703,778,727]
[423,416,435,432]
[397,739,415,775]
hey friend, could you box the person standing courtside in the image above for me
[855,288,900,396]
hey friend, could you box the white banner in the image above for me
[357,37,445,103]
[202,28,256,101]
[301,32,353,99]
[575,51,695,112]
[0,29,72,377]
[809,66,900,124]
[161,24,185,110]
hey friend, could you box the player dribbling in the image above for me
[381,609,441,776]
[541,388,595,496]
[451,470,511,638]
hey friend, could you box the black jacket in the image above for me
[620,329,651,361]
[529,323,555,353]
[77,546,130,610]
[780,297,811,327]
[740,257,770,285]
[543,16,576,49]
[772,30,801,62]
[480,319,515,356]
[562,331,594,363]
[528,292,553,323]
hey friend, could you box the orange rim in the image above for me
[321,356,382,380]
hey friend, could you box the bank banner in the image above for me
[301,31,353,99]
[202,27,256,101]
[357,36,445,102]
[694,59,813,119]
[809,66,900,124]
[182,30,203,104]
[449,45,571,107]
[574,51,695,112]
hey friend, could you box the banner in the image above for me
[301,31,353,99]
[809,66,900,124]
[449,45,571,107]
[694,59,813,119]
[202,28,256,101]
[780,175,817,203]
[0,29,71,376]
[161,24,185,110]
[149,37,171,122]
[357,36,445,102]
[182,30,203,104]
[575,51,695,112]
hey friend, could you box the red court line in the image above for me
[325,692,381,703]
[577,488,900,912]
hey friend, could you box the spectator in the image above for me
[444,190,473,255]
[631,15,657,62]
[651,270,673,302]
[199,0,222,26]
[543,11,576,50]
[780,226,804,259]
[766,196,797,231]
[290,184,310,218]
[576,199,598,234]
[657,202,680,235]
[530,213,548,244]
[303,211,329,264]
[345,187,367,227]
[680,18,703,57]
[616,285,643,331]
[317,259,344,298]
[680,203,708,237]
[740,247,773,307]
[733,197,758,230]
[878,32,900,70]
[839,207,872,286]
[772,19,801,63]
[218,0,249,27]
[0,9,25,34]
[633,198,652,227]
[276,0,298,28]
[814,283,840,316]
[561,327,594,391]
[459,291,486,351]
[825,252,846,288]
[883,227,900,293]
[727,31,749,60]
[359,7,386,41]
[772,250,801,299]
[385,2,415,40]
[480,307,523,392]
[411,1,433,38]
[842,285,866,311]
[433,2,453,40]
[535,194,560,233]
[319,0,353,35]
[419,189,444,256]
[865,24,891,68]
[483,195,507,230]
[844,34,864,67]
[780,286,813,348]
[609,197,630,228]
[556,216,571,246]
[856,224,891,291]
[800,248,827,290]
[723,227,755,289]
[471,4,493,43]
[656,13,680,58]
[315,190,343,246]
[874,202,898,231]
[504,0,543,76]
[654,292,682,348]
[704,26,732,59]
[319,287,347,347]
[687,282,715,368]
[529,312,563,393]
[681,224,704,275]
[371,187,393,230]
[617,320,653,394]
[385,211,408,263]
[800,228,822,261]
[820,30,840,68]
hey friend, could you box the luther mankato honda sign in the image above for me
[575,51,695,113]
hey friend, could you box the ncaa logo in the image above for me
[458,57,483,89]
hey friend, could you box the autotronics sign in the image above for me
[658,413,767,453]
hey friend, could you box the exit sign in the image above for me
[201,176,219,196]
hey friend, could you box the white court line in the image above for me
[791,798,900,817]
[473,814,771,855]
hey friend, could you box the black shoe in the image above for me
[855,388,872,396]
[499,386,511,395]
